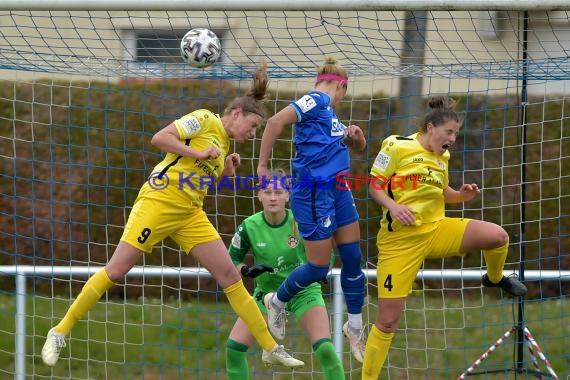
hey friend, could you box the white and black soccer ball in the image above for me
[180,28,221,68]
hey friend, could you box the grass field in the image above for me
[0,293,568,379]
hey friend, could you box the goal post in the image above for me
[2,0,570,10]
[0,2,569,379]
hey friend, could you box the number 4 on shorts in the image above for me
[383,274,393,292]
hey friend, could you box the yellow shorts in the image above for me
[121,185,220,254]
[375,217,471,298]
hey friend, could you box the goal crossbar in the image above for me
[2,0,570,11]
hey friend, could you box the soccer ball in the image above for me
[180,28,221,68]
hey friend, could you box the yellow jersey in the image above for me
[370,132,450,231]
[143,109,230,208]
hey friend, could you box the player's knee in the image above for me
[219,267,242,287]
[376,310,402,333]
[489,225,509,248]
[376,320,399,333]
[337,241,361,264]
[497,228,509,247]
[307,262,330,282]
[104,265,128,282]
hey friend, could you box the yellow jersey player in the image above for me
[41,61,304,370]
[361,96,527,379]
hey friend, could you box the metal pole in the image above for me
[516,9,530,373]
[399,10,427,134]
[15,272,26,380]
[1,265,567,280]
[332,274,345,357]
[2,0,570,10]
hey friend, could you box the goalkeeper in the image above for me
[361,96,527,379]
[41,61,302,370]
[226,169,344,379]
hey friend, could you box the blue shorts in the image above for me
[290,177,359,240]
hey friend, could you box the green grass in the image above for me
[0,293,568,379]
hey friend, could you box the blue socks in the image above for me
[274,241,364,313]
[338,241,365,314]
[276,262,330,302]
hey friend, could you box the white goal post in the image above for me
[2,0,570,10]
[1,1,569,379]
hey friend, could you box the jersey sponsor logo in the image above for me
[287,235,299,248]
[194,159,220,177]
[405,170,444,188]
[256,242,266,247]
[331,118,345,137]
[231,233,241,248]
[180,115,201,136]
[295,94,317,113]
[374,151,391,170]
[277,256,285,267]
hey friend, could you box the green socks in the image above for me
[313,338,345,380]
[226,339,249,380]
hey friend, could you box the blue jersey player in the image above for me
[257,57,368,363]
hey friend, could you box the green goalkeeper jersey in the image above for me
[229,209,320,293]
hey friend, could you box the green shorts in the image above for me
[253,283,325,320]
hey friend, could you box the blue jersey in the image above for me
[290,91,350,180]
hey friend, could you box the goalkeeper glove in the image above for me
[240,264,274,278]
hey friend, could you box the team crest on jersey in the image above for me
[231,233,241,249]
[436,159,445,169]
[287,235,299,248]
[295,94,317,113]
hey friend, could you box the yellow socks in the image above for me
[224,280,276,352]
[362,325,394,380]
[483,242,508,283]
[54,268,115,335]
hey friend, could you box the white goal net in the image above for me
[0,2,568,379]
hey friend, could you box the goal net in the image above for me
[0,3,568,379]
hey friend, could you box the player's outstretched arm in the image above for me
[239,264,274,278]
[257,106,297,178]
